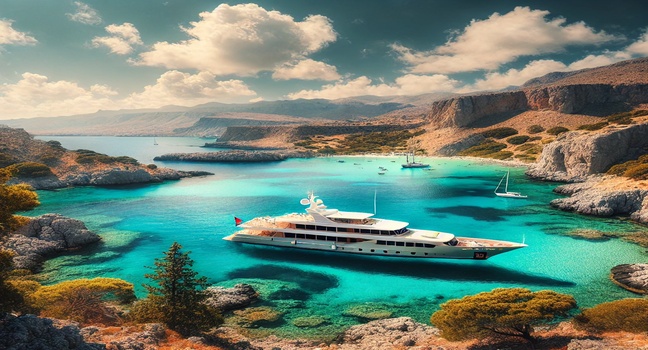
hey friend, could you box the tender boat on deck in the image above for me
[224,192,526,260]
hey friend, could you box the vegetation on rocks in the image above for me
[430,288,577,343]
[607,154,648,180]
[8,162,54,178]
[481,127,518,139]
[458,140,512,160]
[527,125,545,134]
[546,126,570,135]
[0,168,40,237]
[574,298,648,333]
[506,135,530,145]
[129,242,223,336]
[0,250,28,315]
[75,149,139,165]
[295,129,425,154]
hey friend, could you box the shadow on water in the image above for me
[226,264,339,293]
[233,245,574,287]
[427,206,509,222]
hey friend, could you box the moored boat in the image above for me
[224,192,526,260]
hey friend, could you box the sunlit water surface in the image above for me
[31,136,648,339]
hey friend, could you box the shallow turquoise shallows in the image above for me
[30,136,648,339]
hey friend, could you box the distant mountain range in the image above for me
[0,93,455,136]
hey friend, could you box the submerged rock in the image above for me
[610,263,648,294]
[231,306,284,328]
[343,303,394,320]
[3,214,100,271]
[339,317,440,349]
[204,283,259,312]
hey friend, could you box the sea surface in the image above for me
[30,136,648,339]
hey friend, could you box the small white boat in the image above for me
[495,170,527,199]
[225,192,526,260]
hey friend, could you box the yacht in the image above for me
[224,192,526,260]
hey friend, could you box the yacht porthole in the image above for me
[383,250,388,253]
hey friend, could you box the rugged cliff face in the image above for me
[526,123,648,182]
[427,91,528,127]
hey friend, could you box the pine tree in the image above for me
[0,168,40,237]
[132,242,222,335]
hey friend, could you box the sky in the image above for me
[1,0,648,119]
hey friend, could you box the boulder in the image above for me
[610,263,648,294]
[339,317,440,349]
[3,214,100,271]
[204,283,259,312]
[0,314,105,350]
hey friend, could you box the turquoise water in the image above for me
[29,136,648,338]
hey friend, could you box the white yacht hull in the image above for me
[224,233,524,260]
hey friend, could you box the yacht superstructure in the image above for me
[224,192,526,260]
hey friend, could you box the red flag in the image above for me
[234,217,243,226]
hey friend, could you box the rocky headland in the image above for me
[610,263,648,294]
[154,150,314,163]
[1,214,101,271]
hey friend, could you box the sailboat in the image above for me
[153,137,158,145]
[495,170,527,198]
[401,152,429,168]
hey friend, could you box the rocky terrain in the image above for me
[0,126,211,189]
[154,150,314,163]
[2,214,101,271]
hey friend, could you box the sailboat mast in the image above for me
[505,170,510,192]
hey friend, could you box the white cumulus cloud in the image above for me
[272,59,340,81]
[394,6,620,74]
[286,74,459,100]
[134,3,337,76]
[626,29,648,55]
[92,23,143,55]
[66,1,102,25]
[0,19,37,45]
[122,70,257,108]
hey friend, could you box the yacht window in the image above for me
[387,241,395,246]
[411,252,416,255]
[306,234,316,240]
[396,242,404,247]
[306,225,315,230]
[327,236,336,241]
[383,250,388,253]
[445,238,459,246]
[415,243,424,247]
[354,229,360,233]
[349,238,357,243]
[358,248,363,252]
[377,240,386,245]
[285,233,295,238]
[370,249,375,252]
[424,252,428,256]
[396,251,400,254]
[327,227,336,232]
[380,230,389,235]
[361,229,370,234]
[317,235,326,241]
[296,224,305,229]
[424,244,435,248]
[297,234,305,239]
[317,226,326,231]
[406,242,414,247]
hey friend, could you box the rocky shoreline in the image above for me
[154,150,315,163]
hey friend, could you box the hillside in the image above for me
[523,57,648,87]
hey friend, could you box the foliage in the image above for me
[430,288,577,343]
[130,242,223,336]
[606,109,648,124]
[515,143,542,154]
[481,127,518,139]
[526,125,545,134]
[8,162,54,178]
[577,121,608,131]
[0,249,28,315]
[458,140,507,158]
[607,154,648,180]
[29,277,136,325]
[574,298,648,333]
[0,168,40,236]
[75,149,139,165]
[146,164,158,169]
[546,126,569,135]
[506,135,530,145]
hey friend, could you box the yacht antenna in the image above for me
[373,190,377,215]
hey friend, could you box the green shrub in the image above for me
[506,135,530,145]
[606,110,647,125]
[515,143,542,154]
[607,154,648,179]
[75,150,139,165]
[578,122,608,131]
[481,127,518,139]
[9,162,53,178]
[146,164,158,169]
[546,126,569,135]
[528,136,542,141]
[459,140,507,157]
[574,298,648,333]
[526,125,545,134]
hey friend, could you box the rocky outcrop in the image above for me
[436,134,486,156]
[526,123,648,182]
[524,84,648,114]
[428,91,528,127]
[204,283,259,312]
[610,263,648,294]
[81,323,166,350]
[338,317,440,349]
[154,150,314,162]
[2,214,101,271]
[0,314,105,350]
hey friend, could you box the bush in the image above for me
[481,127,518,139]
[607,154,648,180]
[75,150,139,165]
[147,164,158,170]
[506,135,530,145]
[515,143,542,154]
[8,162,53,178]
[578,122,608,131]
[574,298,648,333]
[546,126,569,135]
[527,125,545,134]
[459,140,507,157]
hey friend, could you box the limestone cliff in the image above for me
[526,123,648,182]
[427,91,528,127]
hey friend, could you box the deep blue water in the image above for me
[30,136,648,338]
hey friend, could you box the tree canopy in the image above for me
[0,249,28,315]
[0,167,39,236]
[431,288,577,343]
[574,298,648,333]
[130,242,222,335]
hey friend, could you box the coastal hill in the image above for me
[0,126,208,189]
